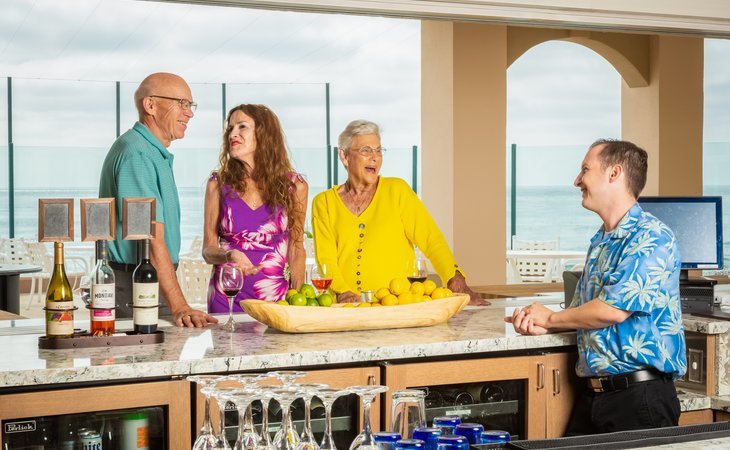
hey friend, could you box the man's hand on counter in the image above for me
[173,308,218,328]
[505,303,550,335]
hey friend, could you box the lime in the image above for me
[276,299,288,305]
[289,293,307,306]
[285,289,299,301]
[306,298,319,307]
[317,293,334,307]
[300,284,317,299]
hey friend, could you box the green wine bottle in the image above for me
[45,242,74,338]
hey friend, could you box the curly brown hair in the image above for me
[217,104,303,239]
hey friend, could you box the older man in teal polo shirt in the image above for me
[99,72,216,328]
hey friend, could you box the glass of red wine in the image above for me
[407,253,428,284]
[218,264,243,332]
[310,263,332,294]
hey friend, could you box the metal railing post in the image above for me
[326,83,332,188]
[411,145,418,194]
[115,81,121,137]
[7,77,14,238]
[510,143,517,247]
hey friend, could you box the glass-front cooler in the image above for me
[2,407,165,450]
[0,380,191,450]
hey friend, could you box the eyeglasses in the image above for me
[150,95,198,112]
[351,146,386,156]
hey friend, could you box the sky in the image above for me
[1,0,729,191]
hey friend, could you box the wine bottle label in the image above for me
[133,282,159,326]
[91,283,116,321]
[46,301,74,336]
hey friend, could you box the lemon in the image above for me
[359,302,372,307]
[343,303,357,308]
[371,302,383,307]
[382,294,398,306]
[410,281,425,296]
[423,295,432,301]
[398,291,414,305]
[422,279,437,295]
[375,287,391,300]
[389,277,410,296]
[431,287,450,299]
[444,288,454,296]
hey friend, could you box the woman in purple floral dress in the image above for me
[203,104,308,313]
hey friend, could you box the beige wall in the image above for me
[422,22,705,284]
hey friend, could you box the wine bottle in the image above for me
[132,239,158,334]
[91,240,116,336]
[45,242,75,339]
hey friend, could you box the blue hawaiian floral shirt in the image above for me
[571,203,687,380]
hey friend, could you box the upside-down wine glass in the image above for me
[223,389,260,450]
[270,370,307,386]
[270,387,306,450]
[347,385,389,450]
[211,386,246,449]
[255,387,277,450]
[230,374,272,449]
[219,264,244,332]
[317,387,352,450]
[190,375,230,450]
[295,383,329,450]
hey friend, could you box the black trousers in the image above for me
[565,377,681,436]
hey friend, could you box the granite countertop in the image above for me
[0,300,576,388]
[1,297,727,394]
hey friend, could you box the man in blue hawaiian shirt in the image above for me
[507,139,686,435]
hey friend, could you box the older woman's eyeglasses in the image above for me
[351,146,386,156]
[150,95,198,112]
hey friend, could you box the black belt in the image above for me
[109,261,178,272]
[586,369,671,393]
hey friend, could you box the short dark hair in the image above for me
[590,139,648,198]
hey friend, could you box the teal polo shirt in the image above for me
[99,122,181,264]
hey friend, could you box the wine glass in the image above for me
[211,386,247,449]
[230,374,272,448]
[295,383,329,450]
[269,370,307,387]
[347,385,388,450]
[223,389,260,450]
[317,387,352,450]
[189,375,230,450]
[310,264,332,294]
[270,387,306,450]
[219,264,244,332]
[255,387,277,450]
[406,252,428,284]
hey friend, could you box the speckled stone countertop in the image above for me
[1,298,727,400]
[0,301,577,388]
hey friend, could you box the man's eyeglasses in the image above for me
[150,95,198,112]
[351,146,386,156]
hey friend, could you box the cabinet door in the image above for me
[199,366,381,436]
[544,352,577,438]
[0,380,191,449]
[384,355,547,439]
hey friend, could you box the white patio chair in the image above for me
[179,235,204,259]
[177,257,213,305]
[509,237,560,283]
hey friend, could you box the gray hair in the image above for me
[338,120,381,150]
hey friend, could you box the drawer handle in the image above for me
[553,369,561,395]
[537,363,545,389]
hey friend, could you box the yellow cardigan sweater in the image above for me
[312,177,463,295]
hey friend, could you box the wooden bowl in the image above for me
[239,294,470,333]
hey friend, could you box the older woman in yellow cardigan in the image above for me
[311,120,487,305]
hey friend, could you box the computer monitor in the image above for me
[637,196,723,280]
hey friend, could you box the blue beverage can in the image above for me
[481,430,511,443]
[374,431,402,450]
[432,415,460,436]
[412,427,441,450]
[436,435,469,450]
[453,423,484,444]
[395,438,426,450]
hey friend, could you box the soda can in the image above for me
[78,428,103,450]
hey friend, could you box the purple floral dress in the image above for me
[207,172,294,313]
